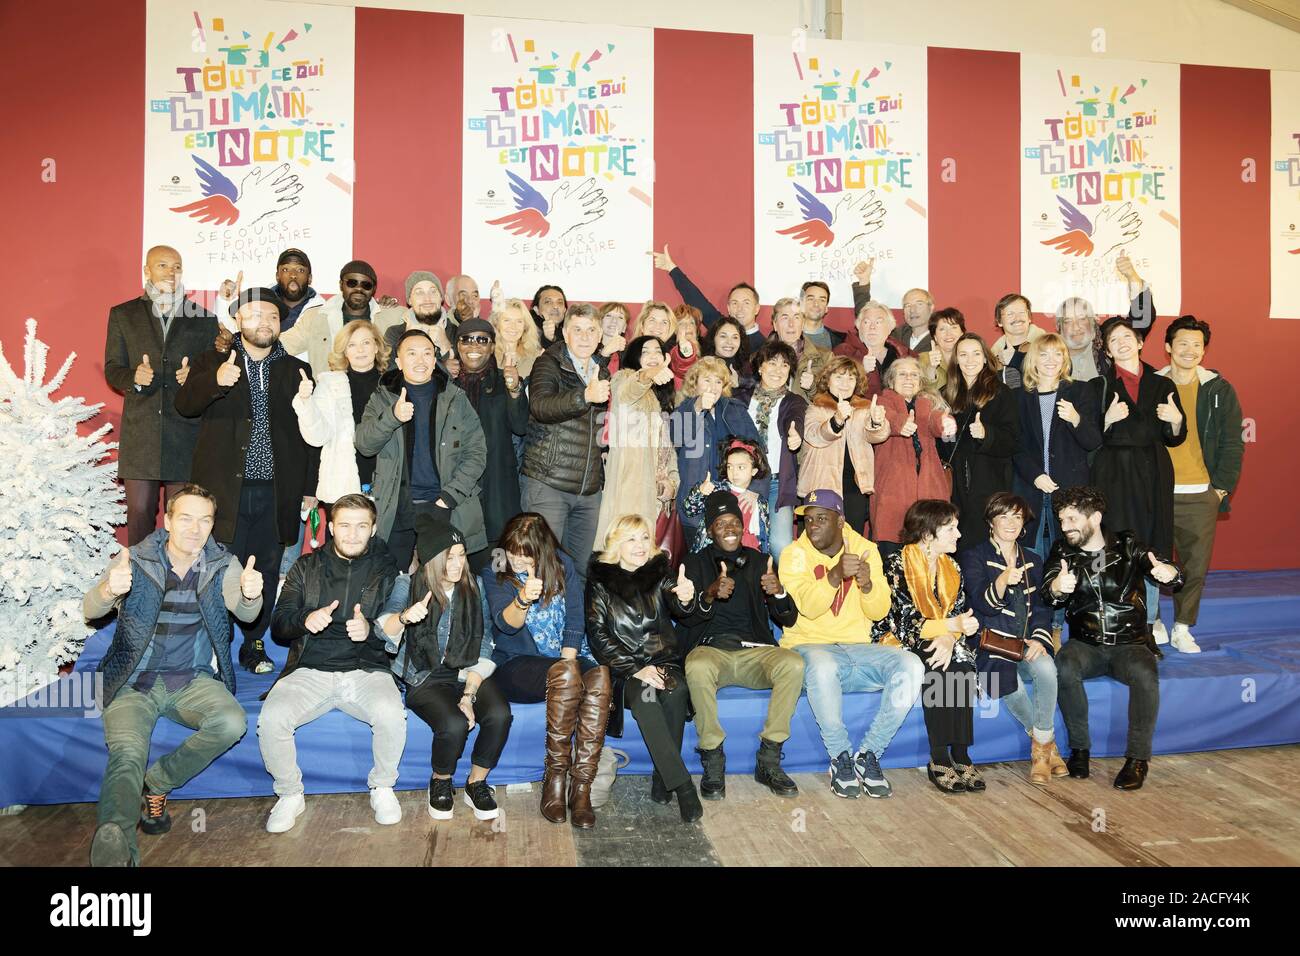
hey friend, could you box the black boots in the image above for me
[675,781,704,823]
[1066,748,1091,779]
[1114,757,1150,791]
[754,739,799,797]
[649,770,672,805]
[696,746,726,800]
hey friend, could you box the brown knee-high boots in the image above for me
[541,660,583,824]
[567,666,612,829]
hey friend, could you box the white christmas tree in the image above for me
[0,319,125,707]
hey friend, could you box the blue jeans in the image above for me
[999,653,1059,734]
[1145,579,1159,625]
[795,643,923,761]
[1033,494,1065,629]
[767,477,795,565]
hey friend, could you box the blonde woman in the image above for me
[292,319,390,525]
[674,357,761,539]
[492,297,543,380]
[584,514,703,822]
[800,356,890,535]
[1012,333,1101,556]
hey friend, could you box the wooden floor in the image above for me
[3,746,1297,867]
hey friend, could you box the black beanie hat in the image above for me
[704,490,743,529]
[340,259,378,283]
[228,286,288,320]
[415,513,465,566]
[277,248,312,272]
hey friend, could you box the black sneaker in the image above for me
[139,790,172,835]
[240,638,273,675]
[463,780,499,820]
[829,751,861,799]
[428,776,454,820]
[854,750,892,799]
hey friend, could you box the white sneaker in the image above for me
[266,794,306,833]
[1170,623,1202,654]
[370,787,402,825]
[1151,620,1170,645]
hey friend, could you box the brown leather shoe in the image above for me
[1029,738,1052,787]
[567,665,612,829]
[541,660,583,824]
[1045,740,1069,777]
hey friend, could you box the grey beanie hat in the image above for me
[405,270,443,304]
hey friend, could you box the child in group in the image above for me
[682,437,771,555]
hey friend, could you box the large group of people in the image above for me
[87,242,1244,865]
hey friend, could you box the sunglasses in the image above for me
[343,277,375,291]
[458,335,492,345]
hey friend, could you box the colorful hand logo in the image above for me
[776,183,886,248]
[1041,195,1142,258]
[169,155,304,227]
[486,171,608,238]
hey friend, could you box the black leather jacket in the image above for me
[584,553,699,680]
[1042,531,1183,646]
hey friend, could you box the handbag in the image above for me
[979,627,1026,662]
[655,503,685,568]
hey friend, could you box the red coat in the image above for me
[868,389,952,543]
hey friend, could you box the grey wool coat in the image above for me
[104,295,218,481]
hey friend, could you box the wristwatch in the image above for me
[462,691,477,704]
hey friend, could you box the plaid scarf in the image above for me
[751,384,786,446]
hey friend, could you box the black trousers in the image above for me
[911,647,978,750]
[124,479,187,546]
[841,453,869,537]
[404,677,513,775]
[625,674,691,791]
[229,480,284,648]
[494,655,599,704]
[1056,639,1159,760]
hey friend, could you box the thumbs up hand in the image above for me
[868,392,885,429]
[835,398,853,425]
[1004,557,1026,587]
[216,349,241,388]
[671,563,695,604]
[400,591,435,627]
[296,369,314,402]
[649,243,676,272]
[760,556,783,596]
[502,352,520,392]
[104,548,133,598]
[899,408,918,438]
[940,413,958,439]
[1147,551,1178,584]
[1053,559,1078,596]
[239,555,262,600]
[853,554,874,594]
[969,411,986,440]
[346,603,370,642]
[1103,391,1129,429]
[1155,393,1183,429]
[709,561,735,601]
[798,367,815,393]
[786,420,802,451]
[521,573,544,604]
[700,471,716,496]
[174,355,190,386]
[305,598,340,634]
[134,353,155,388]
[584,376,611,405]
[393,386,414,423]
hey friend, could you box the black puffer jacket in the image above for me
[585,553,699,679]
[521,343,609,496]
[1042,531,1183,647]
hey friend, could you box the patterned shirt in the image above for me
[241,342,286,480]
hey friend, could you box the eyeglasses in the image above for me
[459,335,492,345]
[343,277,375,291]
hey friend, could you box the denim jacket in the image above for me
[382,573,496,688]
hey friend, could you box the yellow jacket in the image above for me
[777,525,891,647]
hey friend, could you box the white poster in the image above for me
[143,0,355,290]
[1270,71,1300,319]
[462,16,654,302]
[1021,55,1181,318]
[754,37,928,308]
